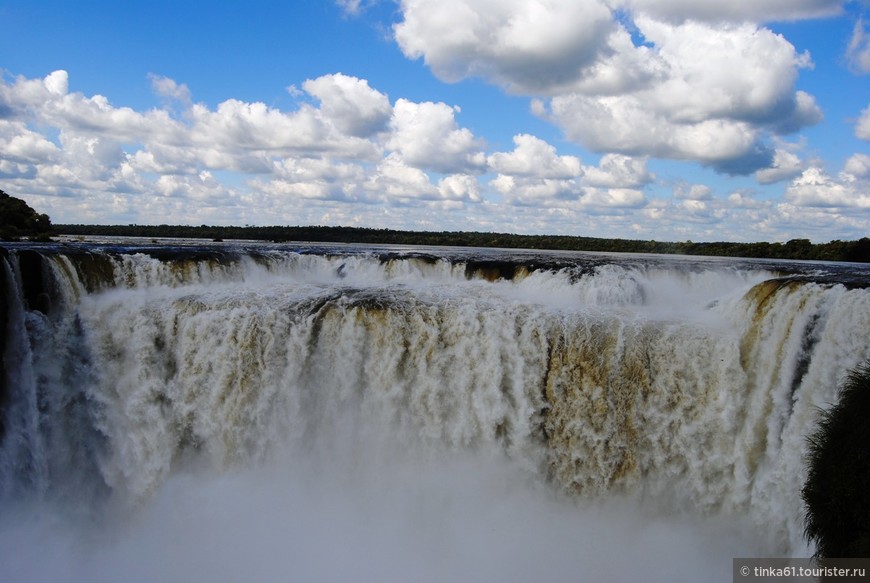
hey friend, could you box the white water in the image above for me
[2,245,870,582]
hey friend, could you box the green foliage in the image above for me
[0,189,53,240]
[803,361,870,558]
[53,223,870,263]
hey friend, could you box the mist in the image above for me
[1,446,773,583]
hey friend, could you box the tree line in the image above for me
[54,223,870,263]
[2,187,868,262]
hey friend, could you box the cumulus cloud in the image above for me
[755,147,806,184]
[1,69,500,222]
[487,137,650,208]
[365,153,440,200]
[3,66,865,242]
[302,73,392,138]
[393,2,822,174]
[43,70,69,96]
[438,173,482,201]
[535,18,819,173]
[674,183,713,200]
[387,99,486,173]
[581,187,646,208]
[785,155,870,207]
[0,120,60,164]
[0,71,176,143]
[187,99,378,159]
[581,154,653,188]
[393,0,616,94]
[487,134,581,178]
[490,173,580,204]
[844,153,870,178]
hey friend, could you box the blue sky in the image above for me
[1,0,869,243]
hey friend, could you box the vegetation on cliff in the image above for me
[0,190,53,241]
[803,361,870,558]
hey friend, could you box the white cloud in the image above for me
[487,134,581,178]
[536,19,820,173]
[490,173,580,204]
[365,153,439,199]
[581,187,646,208]
[393,3,822,174]
[2,67,867,242]
[785,158,870,207]
[0,120,60,164]
[543,95,761,165]
[674,183,713,200]
[581,154,653,188]
[335,0,366,15]
[857,104,870,141]
[302,73,392,138]
[844,153,870,179]
[387,99,486,173]
[155,171,225,201]
[755,148,805,184]
[847,17,870,74]
[43,70,69,96]
[727,191,765,209]
[438,173,482,201]
[612,0,842,23]
[188,99,381,160]
[485,137,651,207]
[393,0,616,94]
[148,74,192,105]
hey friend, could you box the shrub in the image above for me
[803,361,870,558]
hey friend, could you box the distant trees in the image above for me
[803,361,870,558]
[52,223,870,263]
[0,190,53,240]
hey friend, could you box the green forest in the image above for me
[3,189,869,262]
[56,222,870,263]
[0,190,52,241]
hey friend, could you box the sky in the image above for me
[1,0,869,243]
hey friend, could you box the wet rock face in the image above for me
[803,362,870,559]
[16,250,52,315]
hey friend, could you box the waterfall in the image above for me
[2,242,869,581]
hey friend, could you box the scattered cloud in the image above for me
[1,58,868,243]
[335,0,364,16]
[148,74,192,105]
[857,103,870,141]
[847,17,870,74]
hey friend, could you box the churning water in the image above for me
[2,239,870,582]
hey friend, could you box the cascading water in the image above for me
[2,240,869,582]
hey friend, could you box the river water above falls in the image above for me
[2,239,870,582]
